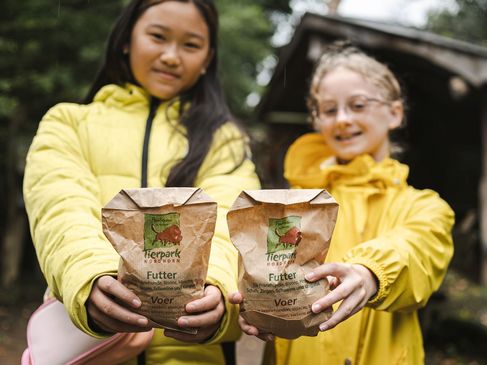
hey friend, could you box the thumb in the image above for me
[229,292,243,305]
[204,285,222,300]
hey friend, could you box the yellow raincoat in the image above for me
[23,84,260,365]
[271,133,454,365]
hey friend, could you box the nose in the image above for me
[335,105,352,127]
[160,43,180,67]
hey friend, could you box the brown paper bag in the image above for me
[227,189,339,339]
[102,188,217,334]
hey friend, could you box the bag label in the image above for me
[144,213,182,250]
[267,216,302,254]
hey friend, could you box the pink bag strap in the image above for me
[23,296,153,365]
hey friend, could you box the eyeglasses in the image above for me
[317,95,389,123]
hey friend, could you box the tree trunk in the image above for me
[1,108,27,288]
[480,93,487,285]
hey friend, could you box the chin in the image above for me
[335,144,369,161]
[148,86,179,100]
[336,151,361,162]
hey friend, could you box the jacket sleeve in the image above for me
[23,103,119,337]
[343,188,454,312]
[194,122,261,343]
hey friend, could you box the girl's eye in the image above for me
[150,33,166,41]
[350,101,367,112]
[184,42,201,49]
[322,107,337,116]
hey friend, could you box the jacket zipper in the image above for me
[141,98,160,188]
[138,98,159,365]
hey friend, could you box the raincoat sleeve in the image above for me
[194,122,261,343]
[23,103,119,338]
[343,188,454,312]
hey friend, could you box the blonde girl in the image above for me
[233,43,454,365]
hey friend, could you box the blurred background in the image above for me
[1,0,486,364]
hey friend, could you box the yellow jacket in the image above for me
[271,133,454,365]
[23,84,260,365]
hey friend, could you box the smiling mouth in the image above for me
[335,131,362,141]
[153,69,180,80]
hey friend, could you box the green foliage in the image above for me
[217,0,276,117]
[0,0,126,128]
[0,0,127,213]
[254,0,291,13]
[426,0,487,47]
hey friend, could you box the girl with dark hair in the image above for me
[23,0,260,364]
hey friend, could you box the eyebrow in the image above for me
[147,24,206,41]
[320,94,373,102]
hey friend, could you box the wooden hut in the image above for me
[256,13,487,283]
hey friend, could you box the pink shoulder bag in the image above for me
[21,297,154,365]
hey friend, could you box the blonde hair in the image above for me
[308,42,404,126]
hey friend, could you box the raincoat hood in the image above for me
[284,133,409,190]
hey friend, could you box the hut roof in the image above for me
[257,12,487,123]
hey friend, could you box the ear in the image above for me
[123,44,129,55]
[388,100,404,130]
[311,113,321,132]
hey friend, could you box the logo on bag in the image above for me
[267,216,302,254]
[144,213,182,250]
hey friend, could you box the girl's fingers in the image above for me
[164,329,201,342]
[309,264,376,331]
[311,281,354,313]
[185,285,221,314]
[326,275,339,289]
[179,299,224,328]
[318,294,363,331]
[95,276,142,309]
[262,334,275,342]
[231,293,269,338]
[305,263,350,282]
[167,289,225,343]
[238,316,259,336]
[165,320,218,343]
[89,285,149,327]
[88,303,152,333]
[317,270,373,331]
[238,317,274,341]
[309,263,375,312]
[256,333,274,341]
[229,292,243,305]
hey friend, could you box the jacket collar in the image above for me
[93,83,180,120]
[284,133,409,190]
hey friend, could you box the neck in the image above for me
[371,138,391,162]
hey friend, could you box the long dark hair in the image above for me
[85,0,234,187]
